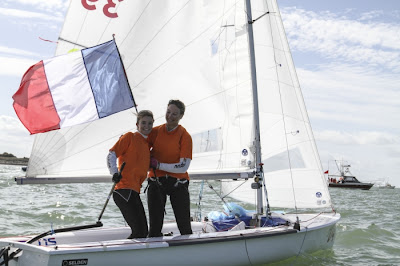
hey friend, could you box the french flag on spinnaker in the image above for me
[12,39,135,134]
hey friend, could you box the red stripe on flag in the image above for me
[12,61,61,134]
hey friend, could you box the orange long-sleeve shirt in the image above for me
[110,132,150,193]
[148,124,192,180]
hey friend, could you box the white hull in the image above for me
[1,213,339,266]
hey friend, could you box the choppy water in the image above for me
[1,164,399,265]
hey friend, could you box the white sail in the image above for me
[22,0,331,209]
[221,0,331,209]
[24,0,255,183]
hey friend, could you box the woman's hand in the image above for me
[150,157,159,170]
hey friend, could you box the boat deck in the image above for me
[1,213,340,266]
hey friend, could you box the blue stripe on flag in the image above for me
[82,40,134,118]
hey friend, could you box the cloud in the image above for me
[0,56,37,77]
[282,9,400,132]
[2,0,68,14]
[0,46,40,57]
[297,63,400,132]
[315,130,399,146]
[0,115,33,158]
[281,7,400,73]
[359,10,384,21]
[0,7,64,21]
[11,0,66,8]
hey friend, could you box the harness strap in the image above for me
[174,178,188,187]
[146,176,188,192]
[148,176,162,186]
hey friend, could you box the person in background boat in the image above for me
[107,110,154,239]
[147,99,193,237]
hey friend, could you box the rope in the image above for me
[244,237,253,265]
[295,226,308,258]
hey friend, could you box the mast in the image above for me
[245,0,264,216]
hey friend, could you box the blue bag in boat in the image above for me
[208,203,251,231]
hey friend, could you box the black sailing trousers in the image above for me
[113,189,148,238]
[147,176,193,237]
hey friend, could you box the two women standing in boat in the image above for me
[107,99,193,238]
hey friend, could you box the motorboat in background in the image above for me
[375,179,395,189]
[377,182,395,189]
[326,160,373,190]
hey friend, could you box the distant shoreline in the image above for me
[0,157,29,166]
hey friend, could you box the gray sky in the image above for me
[0,0,399,186]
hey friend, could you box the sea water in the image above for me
[1,164,399,265]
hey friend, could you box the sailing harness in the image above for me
[144,172,189,217]
[144,175,188,193]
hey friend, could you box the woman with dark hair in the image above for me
[107,110,154,239]
[147,99,193,237]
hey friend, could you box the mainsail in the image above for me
[20,0,331,209]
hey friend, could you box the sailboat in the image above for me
[1,0,340,265]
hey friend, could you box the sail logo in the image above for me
[81,0,124,18]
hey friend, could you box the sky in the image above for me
[0,0,399,186]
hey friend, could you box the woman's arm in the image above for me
[107,132,131,175]
[107,151,118,175]
[158,158,191,174]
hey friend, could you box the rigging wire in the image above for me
[57,37,87,48]
[194,180,205,221]
[260,167,272,218]
[206,181,233,213]
[220,179,249,199]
